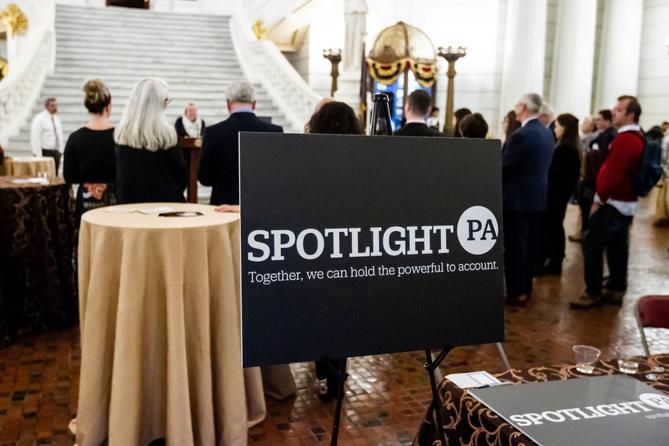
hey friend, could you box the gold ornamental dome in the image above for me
[367,21,438,87]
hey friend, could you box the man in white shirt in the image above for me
[30,97,64,173]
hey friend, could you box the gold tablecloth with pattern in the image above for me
[0,156,56,177]
[76,203,266,446]
[413,354,669,445]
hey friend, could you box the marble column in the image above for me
[499,0,548,121]
[550,0,597,117]
[594,0,644,112]
[342,0,367,73]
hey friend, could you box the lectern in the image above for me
[179,137,202,203]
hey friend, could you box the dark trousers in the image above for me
[583,204,632,295]
[544,198,570,266]
[577,184,595,232]
[42,149,61,174]
[503,211,542,298]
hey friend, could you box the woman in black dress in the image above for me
[114,78,187,204]
[541,113,582,273]
[63,79,117,224]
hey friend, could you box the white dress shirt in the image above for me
[521,115,539,127]
[30,110,64,157]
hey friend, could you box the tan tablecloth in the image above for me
[77,203,266,446]
[0,156,56,177]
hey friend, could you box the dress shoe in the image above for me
[602,289,624,305]
[569,293,602,309]
[317,379,335,403]
[506,294,530,307]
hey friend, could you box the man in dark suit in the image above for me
[198,81,283,205]
[502,93,554,306]
[394,90,442,137]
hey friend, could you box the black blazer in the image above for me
[115,144,188,204]
[198,112,283,205]
[502,119,554,212]
[589,126,616,155]
[394,122,442,137]
[175,117,206,139]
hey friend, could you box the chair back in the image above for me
[635,295,669,356]
[637,296,669,328]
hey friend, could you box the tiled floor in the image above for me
[0,201,668,446]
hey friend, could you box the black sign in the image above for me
[470,375,669,446]
[240,133,504,366]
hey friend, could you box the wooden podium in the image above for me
[179,137,202,203]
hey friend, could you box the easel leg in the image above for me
[496,342,511,370]
[424,347,450,446]
[322,357,349,446]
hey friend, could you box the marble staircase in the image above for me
[9,4,289,157]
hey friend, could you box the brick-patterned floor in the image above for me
[0,202,668,446]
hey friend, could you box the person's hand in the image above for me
[214,204,240,213]
[589,202,601,217]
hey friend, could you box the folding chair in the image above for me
[634,295,669,356]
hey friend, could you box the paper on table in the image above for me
[446,371,503,389]
[137,206,174,215]
[103,206,175,215]
[11,178,49,185]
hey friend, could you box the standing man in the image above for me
[502,93,554,306]
[31,97,64,173]
[394,90,441,137]
[591,110,617,156]
[198,80,282,205]
[571,110,617,242]
[570,96,644,309]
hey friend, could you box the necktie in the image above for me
[50,115,59,150]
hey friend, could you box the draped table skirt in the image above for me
[0,177,77,344]
[413,354,669,445]
[76,203,266,446]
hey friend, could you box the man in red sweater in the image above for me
[570,95,644,309]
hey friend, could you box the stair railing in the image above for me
[0,1,55,148]
[229,12,321,133]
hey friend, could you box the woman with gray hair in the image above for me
[115,78,187,204]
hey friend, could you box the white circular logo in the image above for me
[639,393,669,410]
[457,206,499,255]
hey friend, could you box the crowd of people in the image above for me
[24,78,668,397]
[26,78,669,305]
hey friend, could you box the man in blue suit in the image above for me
[502,93,554,306]
[198,80,283,205]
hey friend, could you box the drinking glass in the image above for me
[616,345,640,374]
[572,345,600,374]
